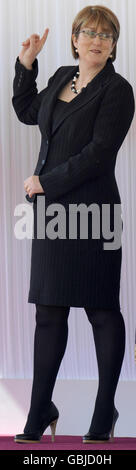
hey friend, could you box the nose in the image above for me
[92,34,102,45]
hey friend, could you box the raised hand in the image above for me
[19,28,49,69]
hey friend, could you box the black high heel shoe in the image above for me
[82,407,119,444]
[14,401,59,444]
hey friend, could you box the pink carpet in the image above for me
[0,435,136,450]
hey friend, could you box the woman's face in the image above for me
[72,21,116,67]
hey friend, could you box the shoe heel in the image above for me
[110,423,115,441]
[110,408,119,441]
[50,418,58,442]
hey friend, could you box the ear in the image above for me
[72,33,78,50]
[111,40,116,52]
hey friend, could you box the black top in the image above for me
[51,98,69,134]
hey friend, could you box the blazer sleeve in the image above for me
[39,79,135,201]
[12,57,62,125]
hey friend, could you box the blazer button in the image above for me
[42,159,45,164]
[46,139,49,145]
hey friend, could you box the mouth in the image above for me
[90,50,101,54]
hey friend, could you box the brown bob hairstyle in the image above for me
[71,5,120,62]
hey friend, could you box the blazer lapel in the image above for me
[39,58,115,138]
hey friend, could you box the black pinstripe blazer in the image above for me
[12,56,135,209]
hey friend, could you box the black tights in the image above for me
[24,304,125,434]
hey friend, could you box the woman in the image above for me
[12,5,135,443]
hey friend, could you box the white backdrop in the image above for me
[0,0,136,381]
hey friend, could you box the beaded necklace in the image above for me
[71,70,85,95]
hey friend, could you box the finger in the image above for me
[40,28,49,47]
[24,183,29,191]
[30,33,40,41]
[22,34,40,45]
[29,35,38,47]
[22,42,30,47]
[22,38,30,45]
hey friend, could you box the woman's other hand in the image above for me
[19,28,49,70]
[24,175,44,198]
